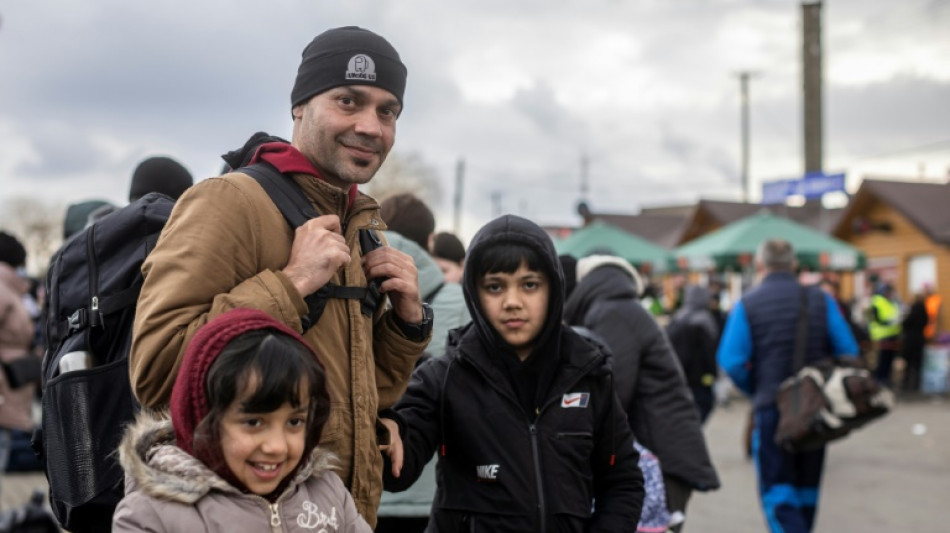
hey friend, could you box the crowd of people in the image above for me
[0,24,939,533]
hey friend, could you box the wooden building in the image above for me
[832,179,950,333]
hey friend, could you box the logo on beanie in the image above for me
[345,54,377,82]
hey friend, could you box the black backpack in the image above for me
[37,191,171,532]
[35,163,384,532]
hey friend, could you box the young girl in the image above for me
[113,308,372,532]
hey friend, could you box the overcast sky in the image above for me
[1,0,948,241]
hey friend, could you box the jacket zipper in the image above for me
[529,424,546,532]
[86,225,101,330]
[458,348,605,531]
[269,501,281,531]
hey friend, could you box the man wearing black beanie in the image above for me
[129,156,193,202]
[131,27,430,528]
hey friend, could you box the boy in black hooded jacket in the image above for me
[382,215,643,532]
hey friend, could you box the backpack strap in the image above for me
[793,286,810,374]
[240,162,318,226]
[238,162,377,330]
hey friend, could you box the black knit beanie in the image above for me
[129,156,194,202]
[291,26,407,110]
[379,193,435,250]
[0,231,26,268]
[431,232,466,263]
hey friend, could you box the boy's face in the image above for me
[219,376,309,496]
[478,260,549,361]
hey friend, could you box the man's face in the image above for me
[477,261,549,361]
[292,85,401,189]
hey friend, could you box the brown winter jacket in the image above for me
[113,415,372,532]
[130,172,428,525]
[0,264,37,431]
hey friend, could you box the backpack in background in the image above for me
[36,192,173,533]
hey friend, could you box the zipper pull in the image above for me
[90,296,101,328]
[270,502,281,527]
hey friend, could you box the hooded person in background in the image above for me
[666,285,720,423]
[562,254,719,532]
[130,27,431,526]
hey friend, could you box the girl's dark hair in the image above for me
[192,330,330,479]
[474,242,545,278]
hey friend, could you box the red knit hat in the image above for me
[170,308,318,458]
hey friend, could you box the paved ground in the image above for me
[2,395,948,531]
[689,394,950,532]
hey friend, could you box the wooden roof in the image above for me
[833,178,950,244]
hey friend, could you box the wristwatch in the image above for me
[395,302,434,341]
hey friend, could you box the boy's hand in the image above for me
[362,247,423,324]
[379,417,403,478]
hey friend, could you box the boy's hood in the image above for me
[462,215,564,359]
[118,413,337,505]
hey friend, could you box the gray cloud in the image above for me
[0,0,947,234]
[15,124,106,178]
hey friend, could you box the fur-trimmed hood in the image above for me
[575,255,643,297]
[119,413,338,505]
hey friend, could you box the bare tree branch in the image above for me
[0,197,65,277]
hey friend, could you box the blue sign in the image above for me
[761,179,795,205]
[761,172,846,204]
[801,171,846,199]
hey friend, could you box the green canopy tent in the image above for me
[554,220,672,273]
[673,211,866,271]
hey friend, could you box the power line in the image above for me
[845,139,950,162]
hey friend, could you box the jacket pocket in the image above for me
[547,431,595,518]
[555,431,593,440]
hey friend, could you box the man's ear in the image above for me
[292,105,304,120]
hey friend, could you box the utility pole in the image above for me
[580,153,590,201]
[737,72,754,203]
[802,1,823,174]
[453,158,465,235]
[490,190,503,218]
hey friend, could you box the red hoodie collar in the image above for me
[248,142,357,208]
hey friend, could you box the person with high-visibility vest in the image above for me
[869,283,902,387]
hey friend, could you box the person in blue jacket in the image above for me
[382,214,643,532]
[717,239,859,533]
